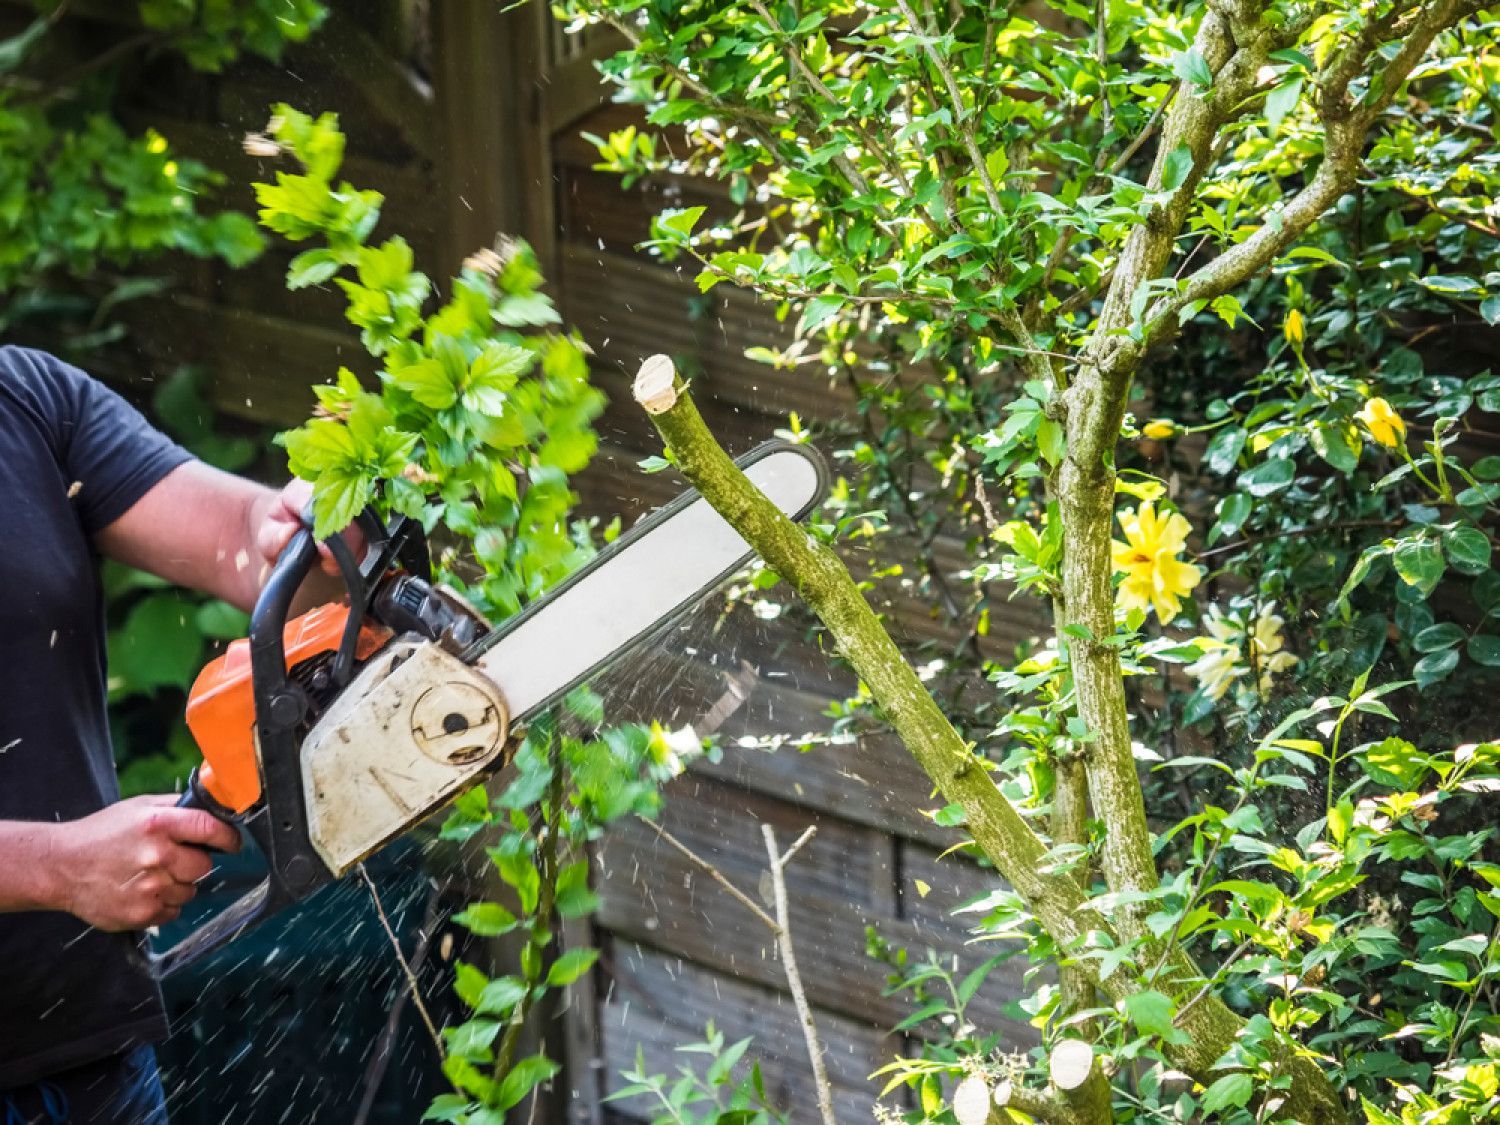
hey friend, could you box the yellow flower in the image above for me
[1142,419,1179,441]
[1111,502,1203,622]
[1357,397,1406,448]
[1284,308,1305,348]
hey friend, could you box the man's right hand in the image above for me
[51,795,241,932]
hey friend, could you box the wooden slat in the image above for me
[312,9,436,160]
[595,802,1032,1034]
[117,294,363,426]
[599,945,890,1123]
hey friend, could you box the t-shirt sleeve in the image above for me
[3,347,195,535]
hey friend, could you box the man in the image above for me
[0,345,349,1123]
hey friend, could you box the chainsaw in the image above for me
[156,442,826,977]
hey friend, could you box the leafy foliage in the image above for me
[0,1,325,336]
[249,108,710,1121]
[255,106,605,617]
[605,1022,785,1124]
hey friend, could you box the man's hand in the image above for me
[51,795,241,932]
[254,477,364,579]
[96,463,366,614]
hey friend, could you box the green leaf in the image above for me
[493,848,541,914]
[1443,524,1492,575]
[1362,1098,1403,1125]
[1214,492,1253,539]
[443,1019,502,1062]
[1415,647,1460,689]
[287,247,343,289]
[281,418,357,474]
[800,294,844,333]
[1414,623,1465,652]
[1200,1073,1255,1113]
[1240,456,1295,497]
[1419,274,1483,296]
[1361,737,1424,789]
[311,469,374,539]
[1172,47,1213,90]
[393,357,458,410]
[110,594,205,695]
[1203,427,1246,475]
[422,1093,473,1122]
[454,962,491,1010]
[1393,536,1445,596]
[555,861,600,919]
[546,947,600,986]
[1264,76,1303,131]
[452,902,519,936]
[475,976,528,1016]
[1482,295,1500,326]
[1036,416,1065,465]
[470,341,533,391]
[1123,989,1175,1038]
[1310,422,1360,474]
[656,206,706,240]
[195,600,250,640]
[493,1055,560,1112]
[1468,635,1500,667]
[1161,145,1193,192]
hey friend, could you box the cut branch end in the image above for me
[634,353,681,414]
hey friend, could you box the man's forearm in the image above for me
[0,821,65,914]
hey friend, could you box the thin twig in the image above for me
[358,864,445,1058]
[1195,518,1400,561]
[642,818,778,930]
[1172,939,1253,1026]
[352,886,444,1125]
[779,824,819,867]
[763,825,837,1125]
[1095,0,1110,143]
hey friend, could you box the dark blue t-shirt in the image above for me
[0,346,192,1089]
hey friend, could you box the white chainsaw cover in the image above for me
[299,640,510,874]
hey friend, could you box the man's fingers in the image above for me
[163,843,214,886]
[157,882,197,909]
[156,808,241,853]
[257,509,302,567]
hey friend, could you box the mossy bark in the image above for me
[635,365,1348,1124]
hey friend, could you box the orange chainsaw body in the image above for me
[185,603,390,814]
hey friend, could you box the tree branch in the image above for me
[893,0,1006,219]
[1141,0,1479,347]
[763,825,837,1125]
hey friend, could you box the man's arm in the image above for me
[93,459,348,614]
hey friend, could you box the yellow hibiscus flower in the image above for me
[1356,397,1406,448]
[1112,502,1203,622]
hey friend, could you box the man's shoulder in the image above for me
[0,346,87,421]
